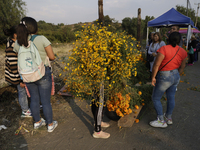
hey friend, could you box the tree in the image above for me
[122,17,137,37]
[176,5,196,22]
[176,5,200,33]
[0,0,26,43]
[94,15,122,33]
[143,16,154,35]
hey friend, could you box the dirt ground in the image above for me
[1,43,200,150]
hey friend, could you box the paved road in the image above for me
[15,61,200,150]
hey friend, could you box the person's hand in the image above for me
[152,53,157,57]
[20,82,25,88]
[152,77,156,86]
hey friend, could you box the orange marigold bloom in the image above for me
[135,119,139,123]
[108,104,113,108]
[115,101,120,105]
[135,105,139,109]
[108,108,112,111]
[124,108,128,112]
[142,103,145,106]
[138,91,142,95]
[125,103,129,108]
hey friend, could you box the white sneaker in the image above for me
[93,131,110,139]
[34,118,46,129]
[48,121,58,132]
[94,122,110,128]
[164,115,173,125]
[149,118,168,128]
[101,122,110,128]
[21,109,32,118]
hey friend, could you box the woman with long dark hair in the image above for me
[148,32,166,76]
[150,32,187,128]
[14,17,57,132]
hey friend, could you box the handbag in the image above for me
[147,54,154,62]
[148,43,159,62]
[159,47,180,71]
[188,47,194,54]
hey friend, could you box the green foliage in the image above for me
[121,16,155,41]
[37,20,75,43]
[94,15,122,33]
[135,84,153,105]
[0,0,26,43]
[73,24,84,32]
[122,17,136,36]
[143,16,155,37]
[130,52,150,85]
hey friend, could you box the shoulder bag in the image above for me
[148,44,159,62]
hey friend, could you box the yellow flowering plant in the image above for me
[64,24,143,116]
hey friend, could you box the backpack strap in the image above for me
[30,35,39,42]
[30,35,52,69]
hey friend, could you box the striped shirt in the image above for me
[5,38,21,85]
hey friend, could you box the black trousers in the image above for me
[188,53,194,64]
[194,51,198,61]
[91,95,106,132]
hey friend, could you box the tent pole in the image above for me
[186,25,191,50]
[146,27,149,46]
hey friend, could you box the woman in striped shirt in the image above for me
[4,26,31,117]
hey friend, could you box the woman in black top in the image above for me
[188,35,198,65]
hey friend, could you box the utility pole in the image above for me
[195,3,200,27]
[187,0,189,16]
[137,8,141,43]
[98,0,104,24]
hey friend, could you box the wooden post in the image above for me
[98,0,104,24]
[137,8,141,43]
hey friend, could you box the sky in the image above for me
[24,0,200,25]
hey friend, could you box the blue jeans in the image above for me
[152,69,180,120]
[17,84,28,111]
[26,67,53,124]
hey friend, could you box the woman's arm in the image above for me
[45,45,55,60]
[151,52,165,86]
[178,58,187,75]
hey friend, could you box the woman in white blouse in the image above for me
[148,32,166,73]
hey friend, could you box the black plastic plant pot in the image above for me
[105,106,121,121]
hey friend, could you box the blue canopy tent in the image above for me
[147,8,194,48]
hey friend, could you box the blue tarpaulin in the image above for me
[147,8,194,27]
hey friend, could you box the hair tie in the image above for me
[20,21,27,28]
